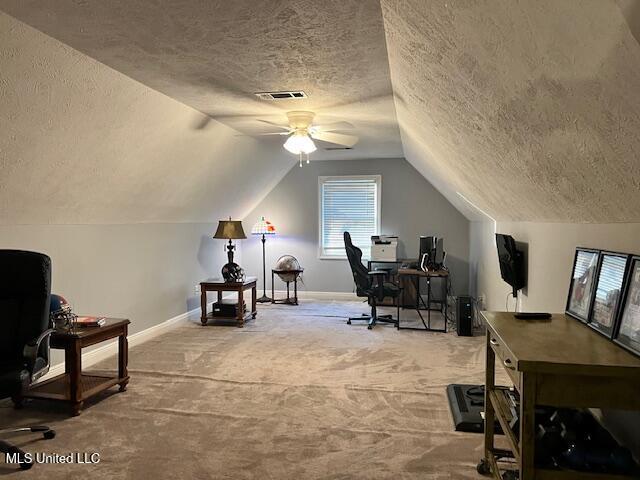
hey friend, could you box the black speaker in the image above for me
[419,236,435,260]
[457,296,473,336]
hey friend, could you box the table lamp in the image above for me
[251,216,276,302]
[213,217,247,282]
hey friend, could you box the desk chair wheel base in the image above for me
[0,426,56,470]
[476,458,490,475]
[347,313,368,325]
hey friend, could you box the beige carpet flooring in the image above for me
[1,300,503,479]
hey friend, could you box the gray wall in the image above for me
[0,223,223,364]
[469,220,640,459]
[241,158,470,295]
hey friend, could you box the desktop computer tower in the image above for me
[457,296,473,336]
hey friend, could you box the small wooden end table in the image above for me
[271,269,303,305]
[200,277,257,327]
[25,318,130,416]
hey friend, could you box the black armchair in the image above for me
[344,232,400,329]
[0,250,57,470]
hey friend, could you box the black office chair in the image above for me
[344,232,400,329]
[0,250,57,470]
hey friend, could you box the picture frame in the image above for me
[566,248,599,323]
[588,251,629,338]
[613,256,640,356]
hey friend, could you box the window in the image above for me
[318,175,381,259]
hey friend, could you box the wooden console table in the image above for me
[25,318,130,416]
[200,277,257,327]
[480,311,640,480]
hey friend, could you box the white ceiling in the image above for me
[1,0,639,224]
[381,0,640,222]
[0,0,403,161]
[0,12,292,224]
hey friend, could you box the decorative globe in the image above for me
[275,255,303,282]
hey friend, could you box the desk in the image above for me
[480,311,640,480]
[397,268,449,332]
[25,318,130,416]
[200,277,257,327]
[367,259,417,306]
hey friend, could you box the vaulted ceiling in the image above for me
[1,0,638,224]
[381,0,640,222]
[0,0,402,161]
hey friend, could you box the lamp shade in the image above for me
[251,216,276,235]
[213,219,246,239]
[283,132,317,154]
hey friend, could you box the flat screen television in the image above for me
[495,233,526,297]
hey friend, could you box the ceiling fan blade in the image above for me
[310,131,359,147]
[256,119,291,130]
[193,116,213,130]
[234,131,291,137]
[315,121,355,132]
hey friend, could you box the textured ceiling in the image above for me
[381,0,640,222]
[0,0,402,161]
[0,12,292,224]
[1,0,639,224]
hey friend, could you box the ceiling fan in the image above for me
[253,111,359,165]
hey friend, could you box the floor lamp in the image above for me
[251,216,276,303]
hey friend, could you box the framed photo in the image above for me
[588,252,629,337]
[614,256,640,356]
[566,248,599,322]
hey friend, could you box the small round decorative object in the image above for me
[50,294,77,329]
[222,263,245,282]
[274,255,303,282]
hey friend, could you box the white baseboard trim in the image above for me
[41,302,213,381]
[271,290,357,301]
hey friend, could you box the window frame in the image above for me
[317,174,382,260]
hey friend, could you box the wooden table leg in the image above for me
[237,289,244,328]
[482,330,496,472]
[271,270,275,304]
[200,286,207,325]
[252,285,257,318]
[118,324,129,392]
[67,340,83,416]
[217,290,222,303]
[519,373,537,480]
[294,278,298,305]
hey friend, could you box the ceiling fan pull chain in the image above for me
[306,153,310,164]
[299,153,303,168]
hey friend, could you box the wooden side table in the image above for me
[200,277,257,327]
[25,318,130,416]
[271,269,303,305]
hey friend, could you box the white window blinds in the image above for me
[319,176,380,259]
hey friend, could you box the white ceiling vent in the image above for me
[254,91,307,100]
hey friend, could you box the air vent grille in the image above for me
[254,91,307,100]
[324,147,353,151]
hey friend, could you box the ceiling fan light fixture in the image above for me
[283,131,317,155]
